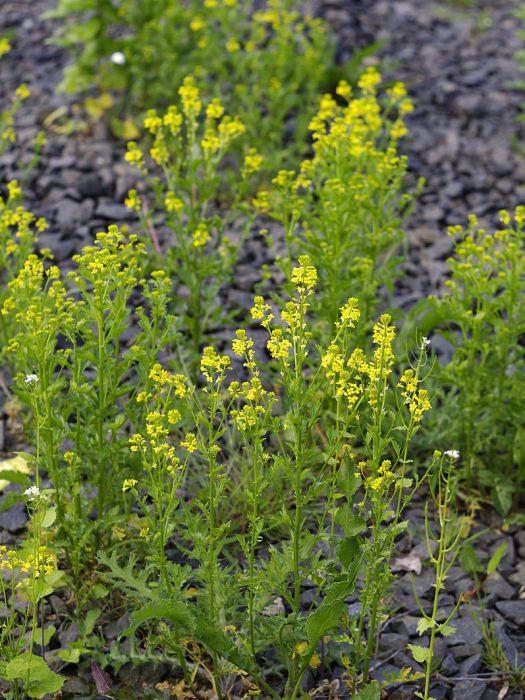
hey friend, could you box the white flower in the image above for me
[421,336,431,350]
[24,485,40,500]
[24,373,39,384]
[444,450,460,461]
[111,51,125,65]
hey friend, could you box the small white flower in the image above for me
[111,51,125,65]
[24,485,40,500]
[421,336,431,350]
[24,373,39,384]
[444,450,460,461]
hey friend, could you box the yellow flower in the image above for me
[291,255,317,292]
[122,479,138,492]
[125,188,141,212]
[242,149,264,174]
[7,180,21,200]
[144,109,162,134]
[181,432,198,453]
[250,296,273,327]
[15,84,30,101]
[339,298,360,327]
[358,66,381,93]
[190,17,205,31]
[0,37,11,58]
[267,328,291,361]
[192,222,211,247]
[200,346,231,380]
[206,99,224,120]
[226,39,241,53]
[165,191,184,213]
[178,76,202,118]
[125,142,144,168]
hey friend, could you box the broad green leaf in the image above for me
[57,647,81,664]
[41,507,56,529]
[439,623,456,637]
[336,536,362,568]
[487,542,507,575]
[306,565,360,647]
[335,505,367,538]
[0,470,31,487]
[407,644,430,663]
[5,653,64,698]
[416,617,434,635]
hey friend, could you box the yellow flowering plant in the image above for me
[422,210,525,514]
[119,258,434,697]
[46,0,338,169]
[0,184,48,352]
[124,85,257,370]
[1,225,183,609]
[264,68,416,338]
[0,486,64,699]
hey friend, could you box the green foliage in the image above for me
[123,85,256,367]
[46,0,339,169]
[425,211,525,511]
[264,67,414,337]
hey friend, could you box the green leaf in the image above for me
[459,543,482,574]
[336,536,362,568]
[5,653,63,698]
[407,644,430,663]
[335,505,367,537]
[416,617,434,635]
[306,565,360,648]
[127,600,195,637]
[492,479,513,516]
[353,681,380,700]
[41,507,56,529]
[439,623,456,637]
[487,542,507,575]
[0,470,32,486]
[57,647,81,664]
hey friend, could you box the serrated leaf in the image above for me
[407,643,430,663]
[416,617,434,635]
[439,623,456,637]
[487,542,507,575]
[5,653,63,698]
[127,600,195,637]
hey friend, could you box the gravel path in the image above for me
[1,1,524,698]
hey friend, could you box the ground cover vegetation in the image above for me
[0,3,524,699]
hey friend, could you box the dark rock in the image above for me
[495,600,525,628]
[446,615,484,646]
[0,501,28,532]
[452,680,487,700]
[459,653,482,675]
[95,201,135,222]
[483,572,516,600]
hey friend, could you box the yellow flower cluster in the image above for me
[178,76,202,118]
[0,545,56,577]
[290,255,317,293]
[368,459,394,491]
[398,369,432,422]
[200,346,231,382]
